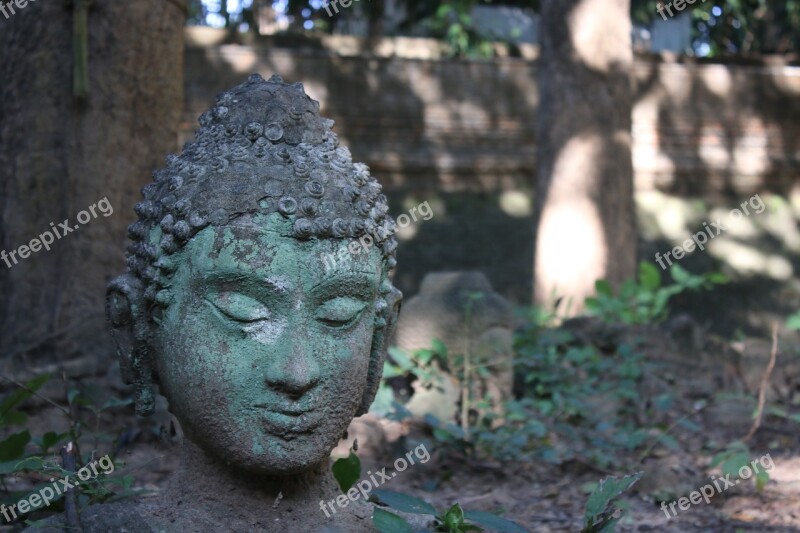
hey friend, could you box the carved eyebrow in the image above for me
[310,273,378,297]
[200,271,293,294]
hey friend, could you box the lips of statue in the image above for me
[153,214,382,475]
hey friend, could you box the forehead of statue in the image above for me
[178,221,382,293]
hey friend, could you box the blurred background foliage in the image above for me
[188,0,800,57]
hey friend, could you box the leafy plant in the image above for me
[710,441,769,492]
[420,1,495,58]
[329,449,528,532]
[435,503,482,532]
[0,373,139,524]
[584,262,726,325]
[508,321,657,466]
[416,309,678,470]
[370,489,528,533]
[581,472,642,533]
[372,340,450,418]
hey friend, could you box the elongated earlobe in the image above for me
[107,274,155,416]
[357,284,402,416]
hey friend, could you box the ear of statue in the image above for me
[356,285,402,416]
[106,274,156,416]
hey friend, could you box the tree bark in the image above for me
[533,0,637,316]
[0,0,187,369]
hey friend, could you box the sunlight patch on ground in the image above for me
[722,456,800,528]
[499,190,531,218]
[215,45,258,73]
[637,190,798,280]
[708,240,793,280]
[636,191,704,241]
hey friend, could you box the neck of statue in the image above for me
[161,438,341,522]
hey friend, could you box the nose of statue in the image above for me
[264,340,321,398]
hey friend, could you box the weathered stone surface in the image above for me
[394,271,514,423]
[29,74,402,532]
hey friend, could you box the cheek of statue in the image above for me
[153,226,380,475]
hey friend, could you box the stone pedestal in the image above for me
[394,271,514,424]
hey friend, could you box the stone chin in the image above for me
[172,401,361,476]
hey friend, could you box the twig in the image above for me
[565,457,616,476]
[638,401,709,463]
[743,323,779,442]
[62,371,83,464]
[272,491,283,510]
[0,373,70,416]
[60,442,83,533]
[458,492,494,505]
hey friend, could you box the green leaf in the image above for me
[332,451,361,492]
[373,507,414,533]
[431,338,448,358]
[67,386,81,405]
[706,272,727,284]
[388,347,414,372]
[38,431,68,452]
[0,430,31,462]
[382,362,405,379]
[755,470,769,492]
[595,280,613,297]
[414,349,435,366]
[435,4,452,18]
[583,472,642,528]
[639,262,661,291]
[3,410,27,427]
[370,382,396,416]
[619,280,637,300]
[721,452,751,479]
[371,489,437,516]
[787,311,800,331]
[0,456,45,475]
[0,374,51,416]
[442,503,467,530]
[464,510,529,533]
[653,393,673,412]
[670,264,691,285]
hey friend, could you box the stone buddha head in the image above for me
[106,74,402,476]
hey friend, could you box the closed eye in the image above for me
[315,297,366,328]
[206,292,270,323]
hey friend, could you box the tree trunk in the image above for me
[367,0,385,39]
[533,0,637,316]
[0,0,186,369]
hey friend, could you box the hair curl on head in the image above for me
[124,73,399,328]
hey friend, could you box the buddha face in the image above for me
[152,213,384,474]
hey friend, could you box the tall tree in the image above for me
[0,0,187,368]
[533,0,636,315]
